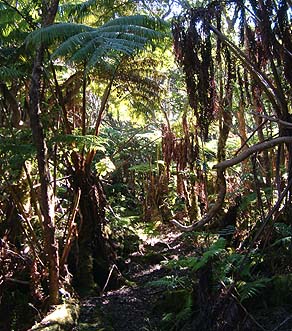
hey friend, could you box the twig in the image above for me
[271,316,292,331]
[250,111,292,128]
[6,277,30,285]
[221,282,267,331]
[101,264,122,295]
[60,189,81,270]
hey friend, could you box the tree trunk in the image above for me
[28,0,60,305]
[70,158,117,295]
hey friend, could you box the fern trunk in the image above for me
[70,162,117,295]
[28,0,60,306]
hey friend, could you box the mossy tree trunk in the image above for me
[28,0,60,305]
[70,159,117,295]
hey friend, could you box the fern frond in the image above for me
[0,66,24,80]
[25,23,93,48]
[217,225,235,237]
[272,236,292,248]
[237,278,270,302]
[60,0,98,22]
[101,15,166,33]
[53,134,107,151]
[147,275,188,289]
[193,238,226,271]
[25,15,166,70]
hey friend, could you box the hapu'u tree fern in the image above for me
[24,13,168,297]
[25,15,167,70]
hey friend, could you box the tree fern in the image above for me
[25,15,167,70]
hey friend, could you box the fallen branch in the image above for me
[214,136,292,170]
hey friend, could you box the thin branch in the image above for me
[271,316,292,331]
[214,136,292,170]
[101,264,122,296]
[250,111,292,128]
[235,119,268,156]
[60,189,81,270]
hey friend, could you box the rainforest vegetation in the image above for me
[0,0,292,330]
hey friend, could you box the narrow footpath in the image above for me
[76,230,193,331]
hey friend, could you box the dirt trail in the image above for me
[76,230,190,331]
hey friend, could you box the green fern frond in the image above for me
[0,66,24,80]
[68,36,105,63]
[192,238,226,271]
[53,134,107,151]
[272,236,292,248]
[237,278,271,303]
[274,222,292,237]
[217,225,235,237]
[101,15,166,33]
[60,0,98,22]
[25,15,166,70]
[25,23,93,48]
[162,312,174,322]
[147,275,188,290]
[0,129,36,169]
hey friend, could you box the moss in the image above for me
[30,301,79,331]
[153,289,193,314]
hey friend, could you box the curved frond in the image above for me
[25,15,166,69]
[101,14,166,32]
[51,31,98,58]
[25,23,93,48]
[0,66,24,80]
[68,37,105,63]
[60,0,98,22]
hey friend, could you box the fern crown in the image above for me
[25,15,167,70]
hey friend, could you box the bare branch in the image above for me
[214,137,292,170]
[250,111,292,128]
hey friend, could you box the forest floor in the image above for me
[75,227,196,331]
[75,226,292,331]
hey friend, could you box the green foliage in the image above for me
[0,66,24,80]
[147,275,189,290]
[26,15,167,70]
[237,278,271,303]
[95,157,115,177]
[53,133,107,152]
[0,129,35,171]
[270,222,292,251]
[192,238,227,271]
